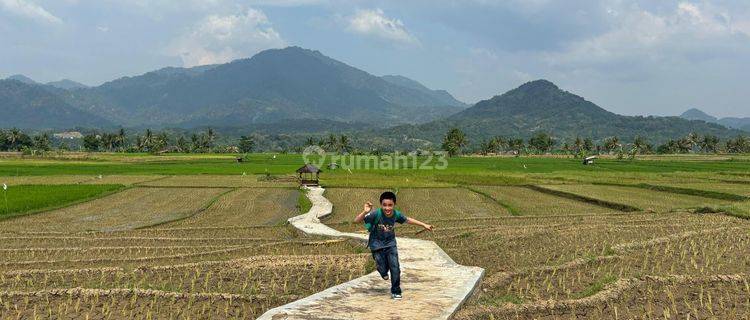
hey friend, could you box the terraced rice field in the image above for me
[540,184,732,212]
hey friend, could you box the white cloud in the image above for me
[169,8,286,67]
[346,8,419,45]
[543,2,750,69]
[0,0,61,24]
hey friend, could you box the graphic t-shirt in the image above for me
[364,209,407,251]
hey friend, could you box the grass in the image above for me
[0,184,125,220]
[609,183,750,201]
[298,188,313,215]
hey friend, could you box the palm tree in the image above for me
[305,137,317,146]
[7,128,22,151]
[206,128,216,152]
[442,128,467,157]
[116,128,126,152]
[325,134,337,152]
[339,135,351,154]
[141,129,154,152]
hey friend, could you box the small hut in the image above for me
[296,164,322,186]
[583,156,597,165]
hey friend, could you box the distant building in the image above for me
[53,131,83,139]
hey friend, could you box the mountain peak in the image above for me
[680,108,717,122]
[6,74,37,85]
[516,79,559,92]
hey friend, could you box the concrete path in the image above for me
[259,186,484,320]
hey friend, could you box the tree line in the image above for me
[441,128,750,157]
[1,127,749,156]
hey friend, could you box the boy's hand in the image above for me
[423,224,434,231]
[363,201,373,213]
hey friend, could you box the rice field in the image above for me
[167,188,301,227]
[471,185,615,215]
[0,154,749,319]
[540,184,733,212]
[323,187,510,232]
[139,175,297,188]
[0,187,227,232]
[0,182,369,318]
[0,184,124,219]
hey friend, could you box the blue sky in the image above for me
[1,0,749,117]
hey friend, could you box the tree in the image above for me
[206,128,216,152]
[339,135,351,154]
[305,137,317,146]
[6,128,23,151]
[32,133,51,151]
[631,136,652,154]
[583,138,594,152]
[83,134,100,151]
[441,128,467,157]
[699,134,720,153]
[175,136,189,153]
[325,134,338,152]
[115,128,126,152]
[573,136,584,156]
[604,136,621,153]
[507,138,524,155]
[528,132,555,153]
[238,135,255,153]
[726,135,749,153]
[140,129,155,152]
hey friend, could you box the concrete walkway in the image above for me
[259,186,484,320]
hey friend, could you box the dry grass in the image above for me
[167,188,300,227]
[323,187,510,232]
[540,184,733,212]
[0,187,227,232]
[472,186,615,215]
[139,175,296,188]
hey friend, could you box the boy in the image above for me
[353,191,434,300]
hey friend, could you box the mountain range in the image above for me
[2,47,465,130]
[377,80,746,147]
[680,108,750,132]
[1,46,747,146]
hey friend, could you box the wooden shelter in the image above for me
[296,164,322,186]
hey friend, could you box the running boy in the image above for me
[353,191,434,300]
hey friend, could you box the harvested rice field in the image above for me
[540,184,733,212]
[0,187,227,232]
[323,187,510,232]
[471,185,615,215]
[166,188,300,227]
[139,175,297,188]
[1,154,749,319]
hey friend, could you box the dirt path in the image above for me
[259,186,484,320]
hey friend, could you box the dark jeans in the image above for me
[372,246,401,294]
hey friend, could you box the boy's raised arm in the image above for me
[406,217,434,231]
[353,201,373,223]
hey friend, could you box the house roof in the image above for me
[296,164,322,173]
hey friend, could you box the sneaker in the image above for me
[391,293,402,300]
[382,275,389,281]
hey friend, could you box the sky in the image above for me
[1,0,749,118]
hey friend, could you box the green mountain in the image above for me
[59,46,465,128]
[6,74,37,85]
[0,80,112,129]
[380,75,466,107]
[680,108,750,132]
[379,80,745,148]
[46,79,88,90]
